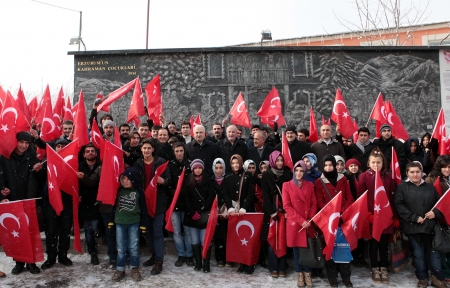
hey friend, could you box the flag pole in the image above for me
[298,191,342,233]
[275,196,278,251]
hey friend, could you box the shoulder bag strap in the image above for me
[319,178,333,200]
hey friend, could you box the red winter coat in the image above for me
[283,180,317,248]
[357,169,396,235]
[314,174,354,212]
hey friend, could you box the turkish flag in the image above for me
[46,144,68,215]
[53,87,65,117]
[97,141,124,205]
[165,168,186,232]
[0,201,34,263]
[432,108,447,155]
[226,213,264,266]
[57,139,82,253]
[40,103,60,142]
[341,191,370,251]
[369,93,385,121]
[97,78,137,112]
[35,85,51,126]
[72,102,78,120]
[257,87,282,118]
[267,210,286,258]
[261,114,286,129]
[202,196,219,259]
[127,77,145,124]
[28,96,38,120]
[18,199,44,263]
[0,94,21,158]
[434,176,443,197]
[391,147,402,185]
[73,91,89,148]
[384,101,409,141]
[16,85,31,122]
[144,161,169,217]
[433,188,450,222]
[331,88,355,139]
[63,97,74,122]
[95,94,109,112]
[312,191,342,260]
[372,168,394,241]
[145,75,163,126]
[352,118,359,143]
[190,114,202,137]
[322,115,331,126]
[91,119,105,151]
[7,91,29,132]
[281,131,293,170]
[0,86,6,109]
[229,92,251,128]
[309,107,319,143]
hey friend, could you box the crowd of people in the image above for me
[0,98,448,288]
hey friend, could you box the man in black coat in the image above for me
[206,123,226,143]
[337,126,376,172]
[248,130,275,175]
[275,125,312,164]
[185,125,219,176]
[0,132,40,275]
[217,125,248,172]
[373,124,407,176]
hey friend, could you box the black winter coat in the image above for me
[373,137,407,176]
[394,180,442,235]
[122,141,142,168]
[134,156,171,216]
[260,167,293,240]
[182,177,215,229]
[217,139,248,172]
[337,134,376,172]
[275,138,312,164]
[248,145,275,174]
[185,139,219,176]
[211,176,228,239]
[168,158,191,212]
[222,170,255,212]
[78,160,101,221]
[0,146,39,201]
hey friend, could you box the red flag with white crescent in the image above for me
[372,168,393,241]
[369,92,385,121]
[432,108,448,155]
[19,199,44,262]
[35,85,51,126]
[341,191,370,251]
[391,147,402,185]
[91,119,105,151]
[46,144,67,215]
[145,75,163,126]
[73,91,89,148]
[330,88,355,139]
[229,92,251,128]
[144,161,169,218]
[97,141,124,205]
[63,97,74,122]
[127,77,145,124]
[0,94,24,158]
[281,131,293,170]
[97,78,137,112]
[384,101,409,141]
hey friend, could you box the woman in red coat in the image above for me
[283,160,317,287]
[314,154,354,288]
[357,149,396,285]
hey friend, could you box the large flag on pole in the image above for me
[97,78,137,112]
[372,168,394,241]
[341,191,370,251]
[202,196,219,259]
[229,92,251,128]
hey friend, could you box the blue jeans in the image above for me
[116,223,140,271]
[101,213,117,261]
[84,220,99,254]
[268,245,286,272]
[171,211,192,257]
[293,247,312,272]
[188,227,206,246]
[408,234,444,281]
[145,213,165,261]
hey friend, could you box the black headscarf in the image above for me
[322,154,338,187]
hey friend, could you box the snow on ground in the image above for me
[0,236,431,287]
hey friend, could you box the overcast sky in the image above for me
[0,0,448,100]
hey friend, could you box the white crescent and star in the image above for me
[236,101,246,113]
[0,124,8,133]
[93,131,103,146]
[236,220,255,245]
[1,107,18,121]
[374,185,390,211]
[387,113,394,125]
[328,212,340,235]
[42,118,56,134]
[351,212,360,231]
[332,100,347,116]
[0,213,21,230]
[63,155,73,163]
[381,106,387,120]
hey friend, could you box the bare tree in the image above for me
[335,0,430,46]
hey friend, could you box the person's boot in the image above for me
[143,255,155,267]
[343,279,354,288]
[175,256,185,267]
[297,272,305,287]
[90,253,99,265]
[151,261,163,275]
[186,256,194,267]
[304,272,313,287]
[192,244,202,271]
[58,251,73,266]
[417,279,428,287]
[372,268,382,284]
[26,263,40,274]
[202,247,211,273]
[244,265,255,275]
[432,275,449,288]
[380,267,389,284]
[41,255,57,270]
[11,262,25,275]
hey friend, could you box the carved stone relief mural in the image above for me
[73,48,440,137]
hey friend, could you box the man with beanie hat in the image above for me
[372,123,407,176]
[0,132,40,275]
[103,120,115,142]
[275,125,312,164]
[310,125,346,172]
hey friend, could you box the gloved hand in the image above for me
[140,226,147,234]
[273,121,278,133]
[393,219,401,228]
[192,211,201,221]
[107,222,114,229]
[367,212,374,224]
[271,215,279,222]
[94,98,102,106]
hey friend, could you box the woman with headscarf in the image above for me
[314,154,354,288]
[334,155,346,174]
[261,151,293,278]
[283,160,317,287]
[421,132,437,174]
[222,154,256,274]
[211,158,227,268]
[425,155,450,282]
[182,159,215,273]
[302,153,322,183]
[253,160,268,268]
[405,137,430,170]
